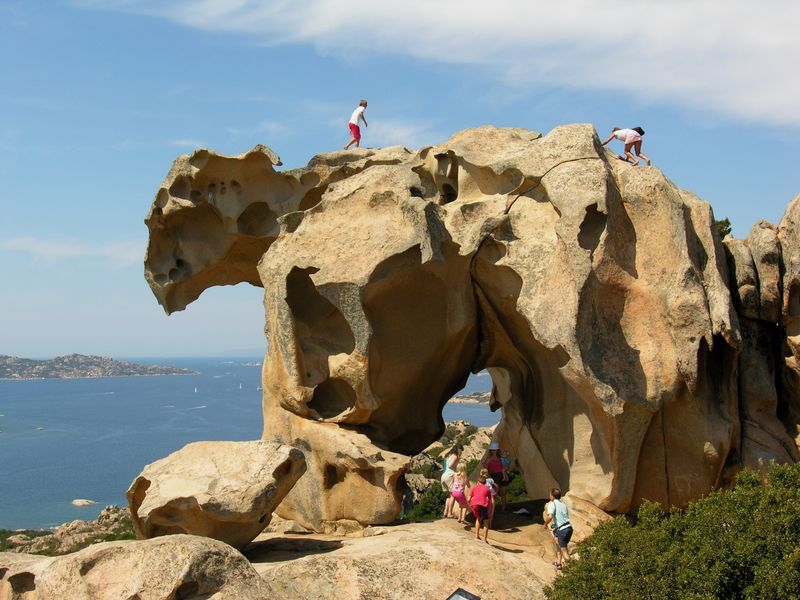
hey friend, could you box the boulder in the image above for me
[248,521,553,600]
[0,535,272,600]
[144,124,800,529]
[127,441,305,549]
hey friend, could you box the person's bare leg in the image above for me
[443,495,453,518]
[634,141,651,165]
[475,518,482,539]
[344,138,355,150]
[625,142,639,166]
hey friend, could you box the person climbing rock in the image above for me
[601,126,651,166]
[344,99,368,149]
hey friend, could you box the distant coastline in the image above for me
[449,391,491,404]
[0,354,198,380]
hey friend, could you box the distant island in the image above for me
[449,391,491,404]
[0,354,197,380]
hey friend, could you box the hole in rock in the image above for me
[442,370,502,429]
[237,202,278,237]
[309,378,357,419]
[440,183,458,204]
[9,572,36,593]
[323,464,346,490]
[285,267,356,387]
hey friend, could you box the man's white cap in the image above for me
[489,442,500,450]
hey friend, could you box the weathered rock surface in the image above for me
[145,124,800,529]
[248,518,559,600]
[0,535,272,599]
[6,505,133,556]
[127,441,306,549]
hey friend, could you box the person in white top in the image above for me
[601,126,651,166]
[344,99,368,150]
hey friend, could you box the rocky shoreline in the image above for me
[0,354,197,380]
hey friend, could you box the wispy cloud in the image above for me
[74,0,800,128]
[168,138,205,148]
[226,120,289,139]
[1,237,143,268]
[339,119,443,149]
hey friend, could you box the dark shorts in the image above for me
[348,123,361,141]
[490,472,508,487]
[472,504,489,522]
[554,525,573,548]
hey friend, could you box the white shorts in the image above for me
[624,131,642,144]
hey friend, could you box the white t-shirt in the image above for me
[613,128,636,141]
[349,106,365,125]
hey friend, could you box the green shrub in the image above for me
[426,445,447,460]
[545,462,800,600]
[0,529,51,552]
[411,462,441,479]
[505,471,529,503]
[465,458,481,475]
[406,483,448,522]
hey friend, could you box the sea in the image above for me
[0,358,495,530]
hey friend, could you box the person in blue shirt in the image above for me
[543,487,573,569]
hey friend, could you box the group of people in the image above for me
[343,99,652,168]
[439,442,515,543]
[439,441,573,566]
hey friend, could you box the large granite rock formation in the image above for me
[0,535,272,599]
[126,441,306,550]
[144,124,800,530]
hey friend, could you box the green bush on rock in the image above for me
[406,483,448,522]
[545,462,800,600]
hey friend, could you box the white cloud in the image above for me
[336,119,443,149]
[1,237,143,268]
[226,120,289,139]
[74,0,800,127]
[168,138,205,148]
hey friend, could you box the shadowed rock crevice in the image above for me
[361,242,479,454]
[285,266,356,391]
[578,203,606,252]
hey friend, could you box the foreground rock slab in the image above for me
[127,440,306,550]
[0,535,272,599]
[248,517,557,600]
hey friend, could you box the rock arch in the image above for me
[144,125,800,531]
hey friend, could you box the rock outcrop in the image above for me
[127,441,306,549]
[0,535,272,599]
[248,519,555,600]
[144,124,800,530]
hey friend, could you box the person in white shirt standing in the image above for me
[601,126,651,166]
[544,487,573,570]
[344,99,368,149]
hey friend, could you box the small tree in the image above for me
[716,217,733,239]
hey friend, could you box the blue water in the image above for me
[0,359,495,529]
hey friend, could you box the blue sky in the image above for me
[1,1,798,358]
